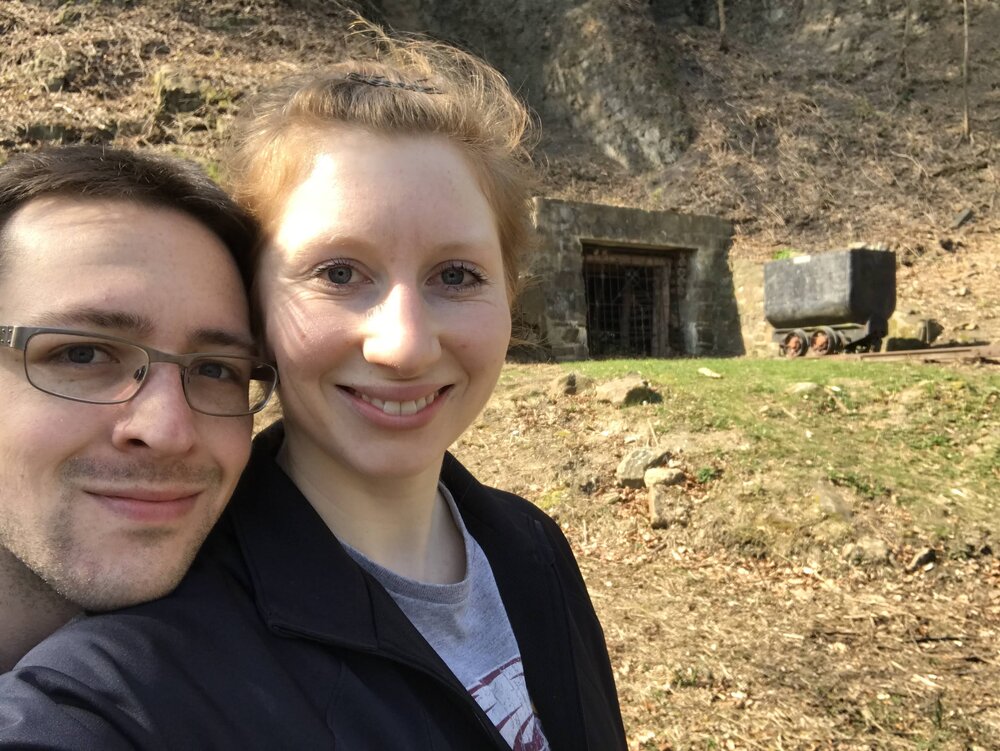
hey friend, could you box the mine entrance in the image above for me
[582,245,687,358]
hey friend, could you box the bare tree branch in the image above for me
[716,0,728,52]
[962,0,972,143]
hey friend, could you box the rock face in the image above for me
[616,447,668,488]
[595,376,662,406]
[378,0,690,171]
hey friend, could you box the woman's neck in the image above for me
[277,434,465,584]
[0,548,79,672]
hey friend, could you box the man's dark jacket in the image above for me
[0,425,626,750]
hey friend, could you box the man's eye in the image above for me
[58,345,113,365]
[326,265,354,285]
[192,360,243,382]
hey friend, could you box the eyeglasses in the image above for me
[0,326,277,417]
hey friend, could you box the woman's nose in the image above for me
[362,283,442,375]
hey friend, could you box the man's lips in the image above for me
[84,488,203,523]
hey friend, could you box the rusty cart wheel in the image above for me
[809,326,841,356]
[782,329,809,358]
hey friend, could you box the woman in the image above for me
[0,25,625,751]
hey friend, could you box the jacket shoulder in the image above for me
[0,615,176,749]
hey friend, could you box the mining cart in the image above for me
[764,249,896,357]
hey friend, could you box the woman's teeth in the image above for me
[359,391,437,416]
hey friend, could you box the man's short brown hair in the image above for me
[0,145,258,287]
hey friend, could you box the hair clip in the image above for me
[344,72,441,94]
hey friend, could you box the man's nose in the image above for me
[361,283,441,376]
[111,364,198,455]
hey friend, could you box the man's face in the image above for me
[0,197,254,610]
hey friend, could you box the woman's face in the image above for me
[258,128,511,483]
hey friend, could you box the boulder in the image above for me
[616,447,667,488]
[595,375,661,406]
[885,311,943,351]
[644,467,685,488]
[648,484,688,529]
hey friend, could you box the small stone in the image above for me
[843,536,891,565]
[616,447,668,488]
[956,286,970,297]
[953,534,993,559]
[644,467,685,488]
[814,481,853,521]
[153,66,205,116]
[547,371,593,398]
[952,207,974,229]
[648,485,688,529]
[595,376,662,406]
[787,382,821,396]
[848,241,889,251]
[906,547,937,573]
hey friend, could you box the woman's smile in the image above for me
[347,385,446,416]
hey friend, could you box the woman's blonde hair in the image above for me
[225,21,537,303]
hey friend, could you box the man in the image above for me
[0,145,275,671]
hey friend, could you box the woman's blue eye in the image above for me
[326,265,354,284]
[440,267,467,286]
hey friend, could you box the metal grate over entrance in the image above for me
[582,246,687,358]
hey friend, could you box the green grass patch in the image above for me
[560,358,999,536]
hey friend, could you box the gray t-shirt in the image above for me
[345,486,550,751]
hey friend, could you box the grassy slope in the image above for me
[564,358,999,547]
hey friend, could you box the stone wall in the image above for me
[731,258,774,357]
[525,198,743,360]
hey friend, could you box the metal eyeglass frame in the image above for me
[0,325,278,417]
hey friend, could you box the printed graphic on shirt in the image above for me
[468,657,550,751]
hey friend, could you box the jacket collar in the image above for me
[228,422,387,649]
[227,422,587,749]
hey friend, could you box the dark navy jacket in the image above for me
[0,425,626,750]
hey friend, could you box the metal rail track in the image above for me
[833,344,1000,364]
